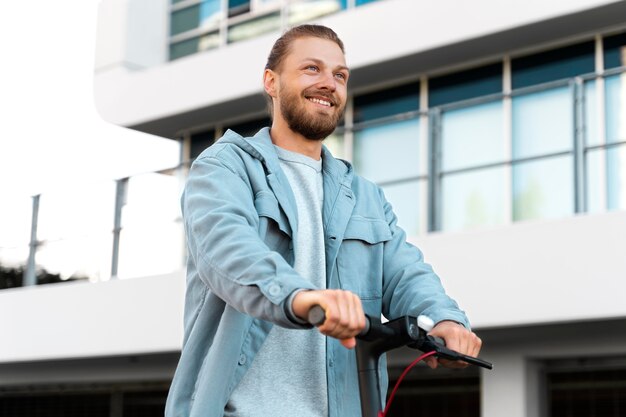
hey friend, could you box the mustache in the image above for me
[303,89,340,107]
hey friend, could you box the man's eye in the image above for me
[335,73,346,80]
[306,65,319,71]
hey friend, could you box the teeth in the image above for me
[308,97,332,107]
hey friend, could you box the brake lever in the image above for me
[411,335,493,370]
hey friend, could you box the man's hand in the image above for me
[292,289,366,349]
[423,320,482,369]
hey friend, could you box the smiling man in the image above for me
[165,25,481,417]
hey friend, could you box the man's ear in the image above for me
[263,69,278,98]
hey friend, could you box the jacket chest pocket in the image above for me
[254,191,293,261]
[336,216,392,303]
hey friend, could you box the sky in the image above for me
[0,1,180,199]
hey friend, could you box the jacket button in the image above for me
[268,284,281,297]
[238,354,247,365]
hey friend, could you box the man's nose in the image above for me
[317,70,337,91]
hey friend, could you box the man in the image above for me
[165,24,481,417]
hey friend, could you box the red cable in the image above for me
[378,350,438,417]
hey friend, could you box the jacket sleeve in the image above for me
[379,189,471,329]
[182,152,318,328]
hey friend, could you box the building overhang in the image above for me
[94,0,626,139]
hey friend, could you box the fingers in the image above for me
[428,320,483,370]
[293,289,365,349]
[318,290,365,343]
[424,356,438,370]
[340,337,356,349]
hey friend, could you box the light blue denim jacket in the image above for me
[165,127,469,417]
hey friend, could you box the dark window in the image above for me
[123,390,169,417]
[225,118,271,137]
[512,41,595,89]
[604,31,626,69]
[429,63,502,107]
[353,82,420,124]
[190,129,216,160]
[0,393,110,417]
[0,386,170,417]
[386,372,480,417]
[548,368,626,416]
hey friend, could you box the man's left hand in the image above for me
[423,320,482,369]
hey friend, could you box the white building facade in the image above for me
[1,0,626,415]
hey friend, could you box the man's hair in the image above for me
[264,24,345,117]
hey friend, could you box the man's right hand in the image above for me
[292,289,366,349]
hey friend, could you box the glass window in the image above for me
[585,145,626,213]
[512,41,595,89]
[429,63,502,107]
[382,180,425,237]
[603,31,626,69]
[605,73,626,144]
[170,1,222,36]
[170,31,220,60]
[586,148,605,213]
[324,132,345,160]
[512,86,573,159]
[229,0,250,17]
[288,0,345,26]
[607,144,626,211]
[228,12,280,44]
[353,118,422,184]
[171,5,201,36]
[353,82,420,124]
[584,79,600,147]
[441,166,508,232]
[513,155,574,221]
[441,100,505,172]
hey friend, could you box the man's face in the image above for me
[273,37,349,140]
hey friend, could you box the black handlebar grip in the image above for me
[307,305,326,326]
[307,305,371,336]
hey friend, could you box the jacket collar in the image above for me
[221,127,353,185]
[220,127,356,239]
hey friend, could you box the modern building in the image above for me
[1,0,626,415]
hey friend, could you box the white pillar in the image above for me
[481,351,544,417]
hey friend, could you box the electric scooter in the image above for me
[308,306,493,417]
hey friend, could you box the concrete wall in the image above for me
[0,272,185,363]
[2,210,624,363]
[415,210,626,329]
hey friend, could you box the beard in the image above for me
[278,84,345,141]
